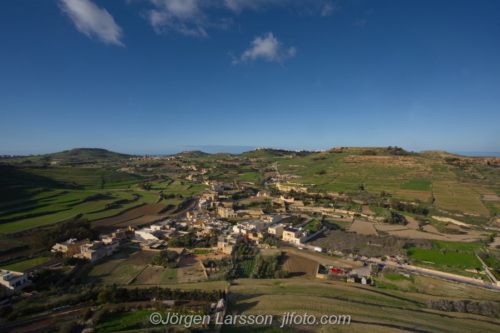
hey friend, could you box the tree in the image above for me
[97,289,112,304]
[164,250,180,262]
[209,236,218,247]
[138,182,153,191]
[151,254,167,267]
[314,222,323,232]
[275,270,290,278]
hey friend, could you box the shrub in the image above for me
[275,270,290,278]
[60,321,81,333]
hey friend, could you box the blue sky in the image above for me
[1,0,499,155]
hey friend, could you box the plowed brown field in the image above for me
[92,204,164,227]
[282,252,317,279]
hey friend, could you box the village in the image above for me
[4,175,500,306]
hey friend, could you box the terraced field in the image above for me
[0,190,140,234]
[225,279,500,333]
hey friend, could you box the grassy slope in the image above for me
[0,257,51,271]
[407,247,482,268]
[224,278,500,333]
[21,148,133,163]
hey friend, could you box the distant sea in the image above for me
[451,152,500,157]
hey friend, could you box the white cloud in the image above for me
[232,32,296,65]
[59,0,124,46]
[223,0,283,13]
[144,0,212,37]
[321,3,335,17]
[142,0,335,37]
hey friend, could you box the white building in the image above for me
[233,219,271,235]
[77,238,119,262]
[217,234,241,254]
[260,214,283,224]
[282,227,310,244]
[135,228,161,242]
[0,270,32,296]
[268,224,284,238]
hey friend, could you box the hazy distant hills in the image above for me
[5,147,498,164]
[23,148,134,163]
[171,150,211,158]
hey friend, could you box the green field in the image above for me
[430,240,484,253]
[383,274,413,282]
[400,180,432,191]
[236,172,261,183]
[25,167,141,189]
[302,220,320,232]
[96,310,157,333]
[485,202,500,216]
[81,249,145,285]
[407,247,482,268]
[158,269,179,284]
[0,190,140,234]
[0,257,51,271]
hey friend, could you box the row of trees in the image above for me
[251,253,288,279]
[150,250,180,268]
[389,198,429,215]
[167,232,195,248]
[427,299,500,318]
[383,211,406,225]
[235,243,259,258]
[2,286,225,322]
[33,218,98,250]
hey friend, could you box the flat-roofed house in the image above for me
[233,219,271,235]
[135,228,161,242]
[77,238,119,263]
[217,235,241,255]
[218,206,237,218]
[51,238,89,257]
[268,224,284,238]
[282,227,310,244]
[112,226,135,240]
[260,214,283,224]
[0,270,32,296]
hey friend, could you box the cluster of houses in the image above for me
[51,236,120,263]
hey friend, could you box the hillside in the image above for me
[240,148,321,159]
[20,148,133,164]
[172,150,211,158]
